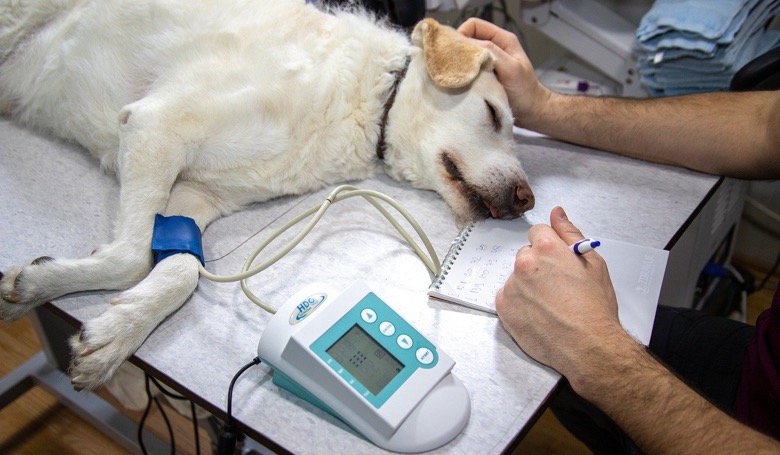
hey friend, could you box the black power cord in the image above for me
[139,373,176,455]
[138,373,201,455]
[135,357,263,455]
[149,375,202,455]
[218,357,262,455]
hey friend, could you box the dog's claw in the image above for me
[3,257,54,307]
[32,256,55,265]
[1,258,62,322]
[71,375,86,390]
[77,343,91,356]
[0,265,40,320]
[73,332,94,357]
[2,291,21,304]
[12,273,23,292]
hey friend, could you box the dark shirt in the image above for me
[735,286,780,439]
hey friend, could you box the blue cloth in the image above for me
[641,30,779,81]
[638,0,778,62]
[637,0,756,42]
[634,0,780,96]
[640,29,780,95]
[151,214,205,265]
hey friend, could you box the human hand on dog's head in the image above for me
[458,18,553,130]
[495,206,629,397]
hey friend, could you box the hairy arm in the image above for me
[496,207,780,454]
[459,18,780,180]
[580,329,779,454]
[529,91,780,179]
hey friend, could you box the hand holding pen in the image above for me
[495,207,620,386]
[571,238,601,255]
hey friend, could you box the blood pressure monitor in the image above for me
[257,281,470,452]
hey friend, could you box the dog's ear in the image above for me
[412,18,494,89]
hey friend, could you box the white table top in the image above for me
[0,118,721,454]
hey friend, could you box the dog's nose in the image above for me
[516,185,535,212]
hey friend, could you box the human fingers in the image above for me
[526,219,569,256]
[469,38,525,91]
[496,224,591,371]
[503,230,619,362]
[549,206,587,246]
[458,18,550,124]
[457,19,527,87]
[457,18,524,55]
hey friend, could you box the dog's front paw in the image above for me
[67,253,200,390]
[68,296,156,390]
[0,257,55,321]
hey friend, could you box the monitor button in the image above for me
[379,321,396,336]
[416,347,434,365]
[397,334,413,350]
[361,309,377,323]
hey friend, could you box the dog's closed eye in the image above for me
[485,100,501,133]
[442,152,464,181]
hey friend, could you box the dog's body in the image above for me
[0,0,533,389]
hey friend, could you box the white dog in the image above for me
[0,0,534,390]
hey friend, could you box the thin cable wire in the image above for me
[226,357,262,424]
[154,395,175,455]
[138,375,153,455]
[217,357,262,455]
[206,194,314,263]
[190,400,201,455]
[198,185,441,313]
[139,374,176,455]
[147,375,201,455]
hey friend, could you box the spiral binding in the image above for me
[429,223,475,290]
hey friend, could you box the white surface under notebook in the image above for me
[428,218,669,345]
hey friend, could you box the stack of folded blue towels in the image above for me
[635,0,780,96]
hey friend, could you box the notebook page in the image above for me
[429,218,669,344]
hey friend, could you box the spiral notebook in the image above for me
[428,218,669,344]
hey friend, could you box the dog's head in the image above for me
[384,19,534,225]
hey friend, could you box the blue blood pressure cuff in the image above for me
[151,214,205,265]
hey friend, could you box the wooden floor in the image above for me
[1,262,776,455]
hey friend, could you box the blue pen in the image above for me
[571,238,601,255]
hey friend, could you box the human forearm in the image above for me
[458,18,780,179]
[575,332,780,454]
[520,90,780,179]
[496,207,780,453]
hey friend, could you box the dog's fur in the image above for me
[0,0,534,390]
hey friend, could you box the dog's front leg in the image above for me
[68,181,225,390]
[0,100,189,321]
